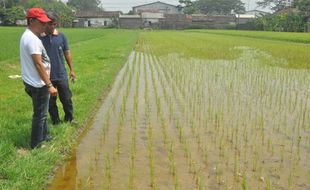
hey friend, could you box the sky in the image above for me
[99,0,265,13]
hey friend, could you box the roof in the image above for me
[245,10,270,15]
[119,15,141,18]
[246,10,269,14]
[75,11,121,18]
[133,1,178,9]
[276,8,300,14]
[235,14,256,19]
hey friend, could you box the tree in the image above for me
[293,0,310,31]
[1,5,24,25]
[293,0,310,16]
[22,0,75,27]
[179,0,199,14]
[67,0,101,11]
[196,0,245,15]
[1,0,21,9]
[42,1,75,27]
[257,0,291,12]
[0,0,75,26]
[179,0,245,15]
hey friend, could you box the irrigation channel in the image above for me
[48,41,310,190]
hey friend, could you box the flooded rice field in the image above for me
[48,43,310,189]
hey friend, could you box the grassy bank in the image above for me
[0,28,139,189]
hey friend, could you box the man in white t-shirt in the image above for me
[20,7,58,149]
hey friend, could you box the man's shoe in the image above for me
[70,119,78,125]
[52,119,61,125]
[64,118,78,125]
[44,135,53,142]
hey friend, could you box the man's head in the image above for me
[26,8,51,35]
[26,8,51,23]
[45,11,59,35]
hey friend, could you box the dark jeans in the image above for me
[49,79,73,123]
[24,82,50,148]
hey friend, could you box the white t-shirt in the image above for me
[20,28,50,87]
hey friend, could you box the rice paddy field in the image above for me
[48,30,310,190]
[0,28,310,190]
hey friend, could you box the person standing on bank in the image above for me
[40,11,75,125]
[20,8,58,149]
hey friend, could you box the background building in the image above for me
[73,11,120,27]
[132,1,181,14]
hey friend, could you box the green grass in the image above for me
[0,27,115,62]
[0,28,139,189]
[0,27,25,62]
[142,30,310,69]
[188,29,310,44]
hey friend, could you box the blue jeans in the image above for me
[24,82,50,148]
[49,79,73,123]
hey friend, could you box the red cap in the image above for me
[26,8,51,23]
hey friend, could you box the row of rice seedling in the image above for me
[149,53,208,189]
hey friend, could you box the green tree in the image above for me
[1,5,24,25]
[0,0,74,26]
[257,0,291,12]
[179,0,245,15]
[42,1,74,27]
[21,0,75,27]
[179,0,199,14]
[1,0,21,9]
[284,13,304,31]
[293,0,310,17]
[67,0,101,11]
[293,0,310,31]
[254,12,304,32]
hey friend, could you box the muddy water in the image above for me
[48,45,310,189]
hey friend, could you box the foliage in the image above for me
[179,0,245,15]
[294,0,310,17]
[196,0,245,14]
[255,13,304,32]
[257,0,291,12]
[67,0,101,11]
[1,0,21,9]
[0,0,75,27]
[241,0,309,32]
[293,0,310,31]
[255,12,304,32]
[41,1,75,27]
[179,0,199,14]
[0,5,24,25]
[23,0,75,27]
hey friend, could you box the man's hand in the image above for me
[48,86,58,96]
[70,70,76,83]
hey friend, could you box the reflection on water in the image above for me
[48,45,310,190]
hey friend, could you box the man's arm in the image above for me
[31,54,57,96]
[64,50,76,82]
